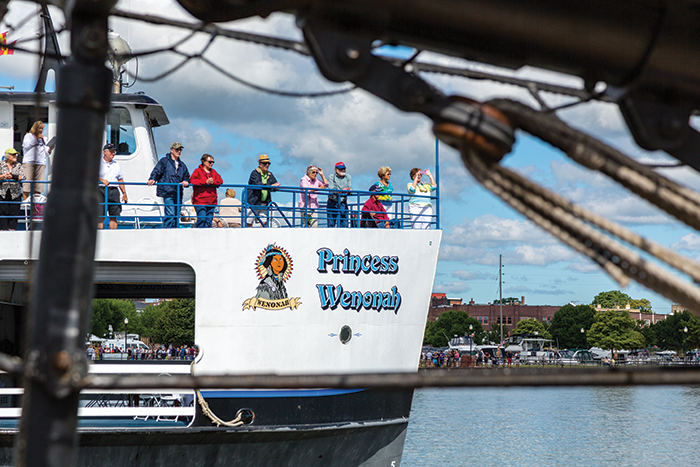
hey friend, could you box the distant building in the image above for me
[429,294,670,332]
[592,302,667,325]
[428,294,558,333]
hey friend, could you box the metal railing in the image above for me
[0,181,439,230]
[92,183,440,229]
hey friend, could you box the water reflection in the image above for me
[404,386,695,467]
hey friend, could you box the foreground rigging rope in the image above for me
[435,99,700,314]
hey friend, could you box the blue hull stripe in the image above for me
[201,389,366,398]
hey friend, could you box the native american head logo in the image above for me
[242,244,301,311]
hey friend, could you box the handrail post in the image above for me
[16,1,116,466]
[176,182,181,228]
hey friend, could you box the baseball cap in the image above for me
[4,148,19,155]
[335,162,346,170]
[170,142,184,150]
[103,143,116,151]
[369,184,382,192]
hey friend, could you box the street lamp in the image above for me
[684,326,688,363]
[124,318,129,361]
[469,324,473,367]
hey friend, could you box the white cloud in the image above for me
[671,234,700,252]
[451,270,495,281]
[568,262,601,274]
[433,281,471,294]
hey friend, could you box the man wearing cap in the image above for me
[246,154,280,225]
[98,143,128,229]
[148,142,190,228]
[327,161,352,227]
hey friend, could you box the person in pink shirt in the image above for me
[361,184,390,228]
[298,165,328,227]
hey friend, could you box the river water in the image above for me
[402,386,699,467]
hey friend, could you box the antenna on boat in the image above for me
[34,4,64,93]
[107,31,133,93]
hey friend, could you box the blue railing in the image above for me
[0,181,440,230]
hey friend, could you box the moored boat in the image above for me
[0,62,441,467]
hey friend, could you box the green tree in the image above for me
[423,311,484,347]
[636,320,657,348]
[591,290,633,308]
[89,299,137,338]
[549,304,596,349]
[148,299,195,346]
[629,298,652,313]
[586,309,645,350]
[651,310,700,351]
[493,297,520,305]
[512,318,551,339]
[484,323,506,345]
[138,304,165,341]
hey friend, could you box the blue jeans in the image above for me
[327,198,348,227]
[195,205,215,228]
[163,197,178,228]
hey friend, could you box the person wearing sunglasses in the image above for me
[298,165,329,228]
[190,154,223,228]
[147,142,190,228]
[246,154,280,226]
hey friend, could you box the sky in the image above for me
[2,0,700,313]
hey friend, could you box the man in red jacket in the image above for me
[189,153,223,228]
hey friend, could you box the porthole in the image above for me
[339,325,352,344]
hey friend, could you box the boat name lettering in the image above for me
[316,248,398,275]
[316,284,401,314]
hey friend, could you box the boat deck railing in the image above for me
[0,363,195,423]
[1,180,440,230]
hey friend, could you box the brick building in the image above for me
[428,294,559,333]
[593,302,667,325]
[429,294,669,332]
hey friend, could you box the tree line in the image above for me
[424,290,699,352]
[89,298,194,347]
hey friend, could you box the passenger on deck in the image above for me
[0,148,25,231]
[98,143,128,230]
[246,154,280,226]
[298,165,328,228]
[214,188,242,228]
[407,167,437,229]
[21,120,52,201]
[372,166,394,226]
[327,161,352,227]
[189,154,223,228]
[147,142,190,228]
[361,184,390,228]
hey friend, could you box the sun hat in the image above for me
[258,154,271,163]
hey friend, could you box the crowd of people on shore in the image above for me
[420,349,525,368]
[85,343,197,361]
[3,124,438,230]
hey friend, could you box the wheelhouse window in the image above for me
[106,106,136,155]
